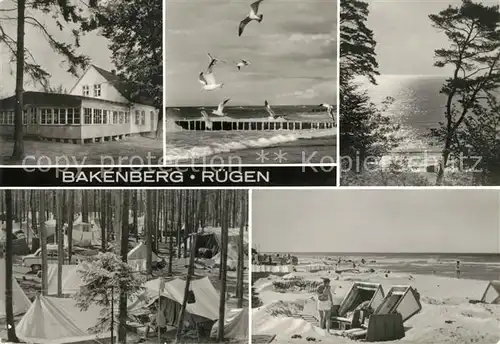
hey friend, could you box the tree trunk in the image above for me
[168,191,175,275]
[11,0,25,161]
[82,190,89,223]
[5,190,20,342]
[56,191,64,297]
[198,190,206,230]
[436,147,451,185]
[114,191,123,255]
[39,191,48,295]
[118,190,130,344]
[30,190,37,251]
[146,191,153,276]
[133,191,138,239]
[101,190,107,252]
[68,190,74,264]
[236,191,245,308]
[174,233,197,344]
[155,190,161,247]
[183,190,189,258]
[218,191,230,342]
[176,190,182,259]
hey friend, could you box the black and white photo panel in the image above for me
[251,188,500,344]
[0,0,162,166]
[165,0,337,166]
[0,189,249,343]
[339,0,500,186]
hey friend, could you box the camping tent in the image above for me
[481,280,500,304]
[210,308,248,340]
[196,227,248,260]
[129,276,220,327]
[16,295,112,344]
[0,259,31,319]
[71,222,101,247]
[47,264,85,296]
[128,242,159,271]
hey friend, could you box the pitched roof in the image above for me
[92,65,156,107]
[92,65,128,97]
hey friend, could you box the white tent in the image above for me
[0,260,31,319]
[145,276,219,320]
[47,264,85,295]
[481,280,500,304]
[128,242,159,271]
[71,222,101,247]
[199,227,248,269]
[211,308,248,340]
[16,295,112,344]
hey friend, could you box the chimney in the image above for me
[111,69,116,75]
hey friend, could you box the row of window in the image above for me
[0,108,152,126]
[83,84,101,97]
[81,108,132,125]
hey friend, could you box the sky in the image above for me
[252,189,500,254]
[165,0,337,107]
[0,0,114,97]
[367,0,500,76]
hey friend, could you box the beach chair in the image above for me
[341,312,405,342]
[330,282,385,330]
[373,285,422,323]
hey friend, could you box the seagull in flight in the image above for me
[212,98,231,116]
[236,59,251,71]
[199,66,224,91]
[265,100,284,120]
[239,0,265,36]
[320,103,335,121]
[207,53,226,71]
[201,110,213,130]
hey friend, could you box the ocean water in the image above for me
[292,252,500,281]
[363,75,448,154]
[165,106,336,164]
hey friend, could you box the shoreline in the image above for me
[167,136,337,165]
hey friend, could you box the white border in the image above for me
[162,0,167,164]
[336,0,341,187]
[248,188,253,344]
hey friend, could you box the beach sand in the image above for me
[252,263,500,344]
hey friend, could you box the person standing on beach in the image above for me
[456,260,461,279]
[316,277,335,332]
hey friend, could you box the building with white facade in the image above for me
[0,65,158,143]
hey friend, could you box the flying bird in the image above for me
[207,53,226,71]
[201,110,213,130]
[265,100,282,120]
[320,103,335,121]
[199,69,224,91]
[212,98,231,116]
[239,0,265,36]
[236,59,251,71]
